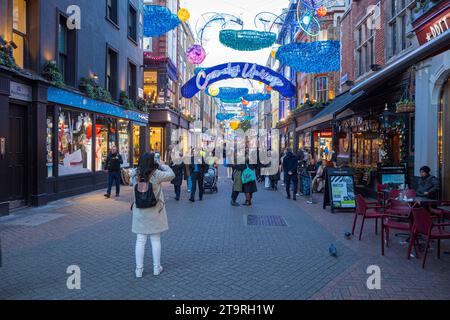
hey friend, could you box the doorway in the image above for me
[8,104,28,208]
[438,77,450,200]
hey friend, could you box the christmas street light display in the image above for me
[243,93,271,101]
[186,44,206,65]
[219,29,277,51]
[276,40,340,73]
[143,5,181,37]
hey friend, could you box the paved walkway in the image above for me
[0,172,449,300]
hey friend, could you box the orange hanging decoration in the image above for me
[266,85,272,92]
[241,99,249,106]
[317,6,327,17]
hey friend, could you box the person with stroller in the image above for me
[189,149,208,202]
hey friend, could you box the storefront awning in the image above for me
[295,90,364,132]
[350,30,450,95]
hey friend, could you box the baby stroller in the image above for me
[204,166,218,193]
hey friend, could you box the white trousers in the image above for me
[135,233,161,269]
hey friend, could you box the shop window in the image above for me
[133,125,141,166]
[106,47,118,99]
[150,127,164,156]
[314,77,328,102]
[95,116,117,171]
[58,14,76,86]
[118,120,130,168]
[58,109,93,176]
[46,107,55,177]
[12,0,26,68]
[106,0,118,25]
[128,2,138,42]
[144,71,157,102]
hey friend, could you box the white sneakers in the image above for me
[135,265,164,278]
[153,265,164,276]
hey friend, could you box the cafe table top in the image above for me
[437,206,450,212]
[396,197,439,204]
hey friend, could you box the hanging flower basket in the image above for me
[395,100,415,113]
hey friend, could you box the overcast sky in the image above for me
[180,0,288,91]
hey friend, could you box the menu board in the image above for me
[323,167,356,213]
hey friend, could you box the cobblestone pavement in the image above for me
[0,172,449,300]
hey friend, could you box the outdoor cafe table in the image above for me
[396,197,439,207]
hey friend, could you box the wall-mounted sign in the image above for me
[413,1,450,45]
[10,81,32,102]
[181,62,296,99]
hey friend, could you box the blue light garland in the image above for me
[216,113,235,121]
[243,93,271,101]
[143,5,180,37]
[276,41,340,74]
[220,97,243,104]
[219,29,277,51]
[206,87,249,100]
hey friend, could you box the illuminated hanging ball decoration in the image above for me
[230,120,241,131]
[316,6,327,17]
[186,44,206,65]
[266,85,272,92]
[241,99,249,106]
[208,86,220,97]
[240,111,245,116]
[177,8,190,22]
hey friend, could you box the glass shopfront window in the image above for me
[58,108,93,176]
[352,134,381,166]
[133,124,141,166]
[46,107,54,177]
[96,116,117,171]
[150,127,164,155]
[118,120,130,168]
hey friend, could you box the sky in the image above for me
[180,0,288,91]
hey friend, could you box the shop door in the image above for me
[440,79,450,200]
[8,104,28,206]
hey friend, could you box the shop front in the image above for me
[44,87,150,204]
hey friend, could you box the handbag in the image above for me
[241,165,256,184]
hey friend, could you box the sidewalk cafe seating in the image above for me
[407,208,450,269]
[429,200,450,222]
[353,195,385,241]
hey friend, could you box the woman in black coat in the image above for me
[170,155,184,201]
[242,162,258,206]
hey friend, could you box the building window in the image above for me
[355,17,374,77]
[388,0,416,58]
[128,2,137,42]
[144,71,157,102]
[106,0,118,25]
[106,47,118,99]
[314,77,328,102]
[12,0,27,68]
[58,15,76,86]
[128,61,137,101]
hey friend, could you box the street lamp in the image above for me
[379,103,395,130]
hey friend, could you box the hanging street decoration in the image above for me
[219,29,277,51]
[316,6,327,17]
[216,87,249,100]
[216,113,235,121]
[241,99,249,106]
[177,8,190,22]
[230,119,241,130]
[220,97,243,104]
[181,62,296,98]
[207,86,220,97]
[143,5,181,37]
[296,0,331,37]
[276,40,340,73]
[186,44,206,65]
[243,93,271,101]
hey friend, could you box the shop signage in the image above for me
[319,131,333,138]
[323,168,357,213]
[340,73,348,85]
[305,132,311,147]
[9,81,32,102]
[181,62,296,99]
[413,2,450,45]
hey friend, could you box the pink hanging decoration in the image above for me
[186,44,206,65]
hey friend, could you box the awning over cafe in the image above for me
[350,30,450,95]
[296,90,364,132]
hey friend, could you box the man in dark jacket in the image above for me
[416,166,440,199]
[170,151,184,201]
[189,150,209,202]
[283,148,299,200]
[104,146,123,198]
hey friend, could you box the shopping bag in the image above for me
[241,166,256,184]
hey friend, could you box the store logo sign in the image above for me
[9,81,32,102]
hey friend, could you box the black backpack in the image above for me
[134,182,157,209]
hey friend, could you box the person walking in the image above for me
[242,161,258,206]
[132,153,175,278]
[170,152,184,201]
[230,163,246,206]
[283,148,299,200]
[104,146,123,198]
[189,150,208,202]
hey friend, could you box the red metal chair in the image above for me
[377,184,388,206]
[381,204,414,257]
[429,200,450,222]
[352,194,384,240]
[407,208,450,268]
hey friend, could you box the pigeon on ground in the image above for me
[345,232,352,239]
[329,244,338,257]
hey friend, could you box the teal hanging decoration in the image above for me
[220,97,243,104]
[207,87,249,101]
[243,93,271,101]
[143,5,181,37]
[276,41,340,74]
[219,29,277,51]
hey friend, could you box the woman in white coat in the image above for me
[133,153,175,278]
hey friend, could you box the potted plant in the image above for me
[0,37,18,69]
[395,99,415,113]
[42,61,64,87]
